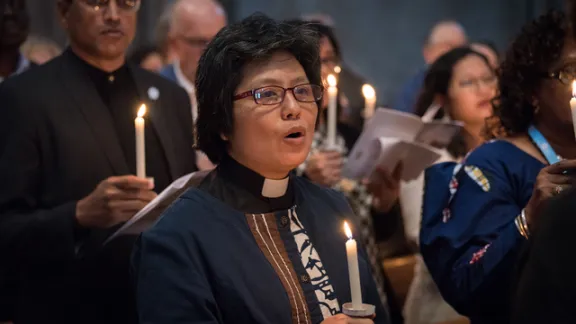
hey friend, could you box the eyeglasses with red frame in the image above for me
[233,84,323,105]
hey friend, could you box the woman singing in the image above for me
[132,14,388,324]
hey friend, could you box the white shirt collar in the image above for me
[261,177,290,198]
[0,54,30,84]
[174,60,195,95]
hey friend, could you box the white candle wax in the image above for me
[135,104,147,178]
[362,84,376,122]
[344,222,362,309]
[571,81,576,139]
[327,74,338,148]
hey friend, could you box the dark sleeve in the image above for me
[512,188,576,324]
[0,81,80,265]
[393,72,424,114]
[420,157,525,318]
[174,85,197,164]
[371,202,402,242]
[132,200,221,324]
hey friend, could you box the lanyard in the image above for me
[528,125,561,165]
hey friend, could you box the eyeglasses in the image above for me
[545,69,576,85]
[458,75,497,89]
[233,84,323,105]
[79,0,141,12]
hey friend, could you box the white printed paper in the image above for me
[343,108,462,181]
[105,172,196,244]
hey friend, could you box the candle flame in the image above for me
[137,104,147,118]
[362,84,376,100]
[334,65,342,74]
[572,81,576,98]
[327,74,337,87]
[344,221,353,239]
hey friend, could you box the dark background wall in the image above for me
[28,0,563,106]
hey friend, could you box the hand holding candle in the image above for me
[344,221,362,309]
[326,74,338,148]
[571,81,576,139]
[362,84,376,122]
[135,104,147,179]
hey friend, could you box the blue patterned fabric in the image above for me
[420,140,545,324]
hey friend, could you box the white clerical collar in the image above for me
[261,177,290,198]
[174,60,195,95]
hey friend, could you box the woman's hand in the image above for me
[366,162,403,213]
[305,150,343,187]
[321,314,374,324]
[524,159,576,229]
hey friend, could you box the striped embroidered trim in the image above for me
[248,214,311,324]
[260,214,310,324]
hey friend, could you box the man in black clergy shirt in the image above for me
[0,0,197,323]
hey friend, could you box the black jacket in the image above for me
[0,50,197,323]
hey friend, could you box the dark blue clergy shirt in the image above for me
[132,156,388,324]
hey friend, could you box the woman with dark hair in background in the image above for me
[420,10,576,324]
[296,20,405,324]
[402,46,496,324]
[132,15,388,324]
[128,45,164,73]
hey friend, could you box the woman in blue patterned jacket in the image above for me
[420,10,576,324]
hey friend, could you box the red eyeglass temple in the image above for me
[232,91,253,101]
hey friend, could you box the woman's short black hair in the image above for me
[414,46,492,157]
[195,13,322,164]
[486,10,566,138]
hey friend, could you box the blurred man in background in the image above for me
[394,20,467,113]
[0,0,32,84]
[0,0,197,322]
[160,0,226,170]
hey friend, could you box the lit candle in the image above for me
[344,221,362,309]
[571,81,576,139]
[362,84,376,122]
[326,74,338,148]
[334,65,342,74]
[135,104,147,178]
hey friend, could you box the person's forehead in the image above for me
[242,53,306,84]
[174,9,225,34]
[429,24,466,44]
[452,56,490,77]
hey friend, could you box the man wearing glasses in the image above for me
[0,0,197,323]
[0,0,33,84]
[160,0,226,170]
